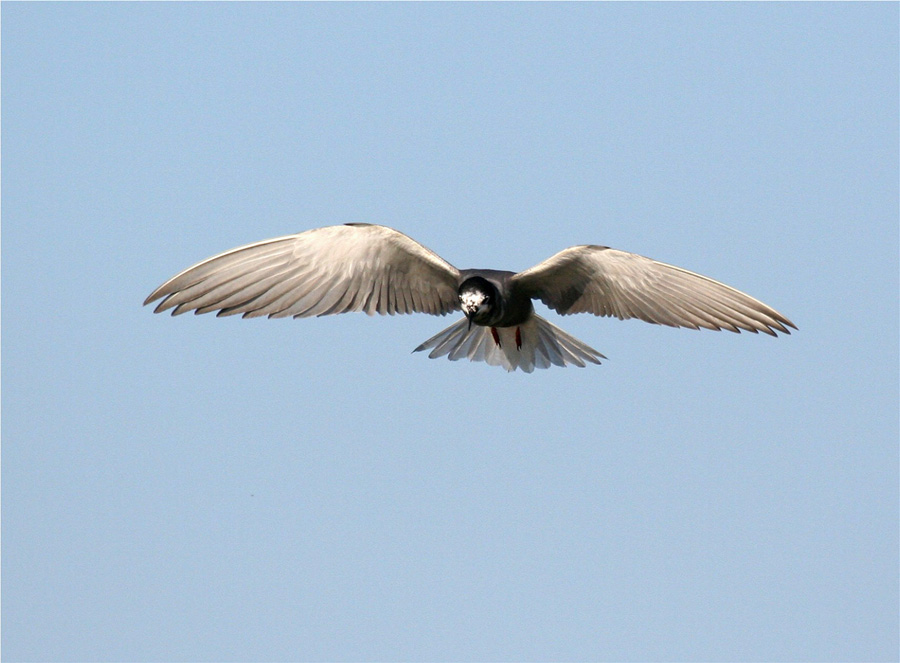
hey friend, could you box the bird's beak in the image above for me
[462,305,476,329]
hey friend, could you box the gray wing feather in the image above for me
[512,245,795,336]
[145,224,461,318]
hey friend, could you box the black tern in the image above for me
[144,223,795,372]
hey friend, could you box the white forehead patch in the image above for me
[460,290,487,308]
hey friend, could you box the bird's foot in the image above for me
[491,327,501,347]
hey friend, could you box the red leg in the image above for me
[491,327,501,347]
[515,326,522,350]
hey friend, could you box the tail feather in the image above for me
[413,314,605,372]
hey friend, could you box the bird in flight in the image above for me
[144,223,795,372]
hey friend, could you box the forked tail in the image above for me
[413,314,605,373]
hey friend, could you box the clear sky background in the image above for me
[3,4,897,662]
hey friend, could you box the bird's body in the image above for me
[145,223,795,372]
[457,270,533,327]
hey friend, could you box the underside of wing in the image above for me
[512,245,796,336]
[144,224,461,318]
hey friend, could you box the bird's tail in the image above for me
[413,314,605,373]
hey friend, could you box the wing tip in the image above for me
[144,288,167,308]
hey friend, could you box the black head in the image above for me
[458,276,499,327]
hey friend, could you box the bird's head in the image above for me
[458,277,498,328]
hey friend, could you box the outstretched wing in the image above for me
[145,224,461,318]
[512,245,795,335]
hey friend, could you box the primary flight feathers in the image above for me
[145,223,795,372]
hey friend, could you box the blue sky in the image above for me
[3,3,897,661]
